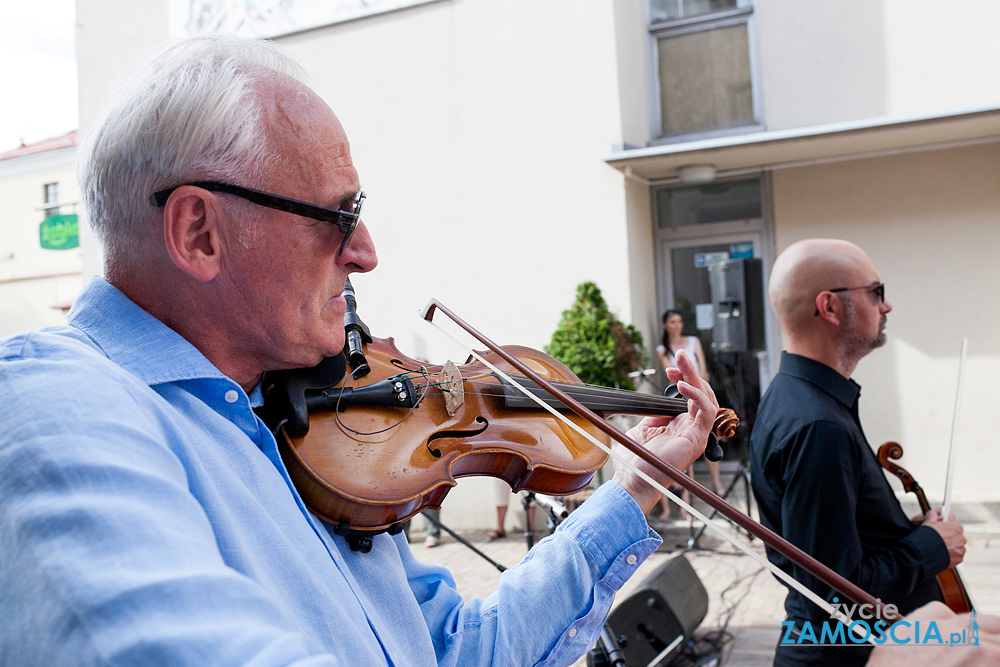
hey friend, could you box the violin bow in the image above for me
[942,337,976,610]
[421,298,881,638]
[942,337,967,521]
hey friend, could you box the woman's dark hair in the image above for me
[661,309,681,353]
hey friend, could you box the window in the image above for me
[43,182,60,218]
[656,178,762,228]
[651,0,740,22]
[649,0,758,140]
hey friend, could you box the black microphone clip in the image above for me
[343,278,372,379]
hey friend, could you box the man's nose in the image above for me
[339,220,378,273]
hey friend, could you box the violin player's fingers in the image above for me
[676,380,718,433]
[669,350,719,405]
[638,415,674,429]
[625,417,667,440]
[672,349,697,382]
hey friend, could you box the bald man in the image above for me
[749,239,966,667]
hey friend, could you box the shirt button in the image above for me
[224,389,239,403]
[626,554,637,565]
[568,627,577,638]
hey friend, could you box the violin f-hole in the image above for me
[425,417,489,458]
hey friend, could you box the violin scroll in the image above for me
[877,441,921,497]
[664,383,737,461]
[705,408,739,462]
[713,408,739,440]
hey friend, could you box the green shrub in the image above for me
[546,281,645,390]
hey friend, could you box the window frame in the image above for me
[43,182,60,219]
[647,3,763,144]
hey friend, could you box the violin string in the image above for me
[409,375,689,414]
[391,360,688,409]
[423,317,866,640]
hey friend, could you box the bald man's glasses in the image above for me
[814,283,885,316]
[150,181,365,253]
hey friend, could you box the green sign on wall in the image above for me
[39,214,79,250]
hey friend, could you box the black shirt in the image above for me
[750,353,947,663]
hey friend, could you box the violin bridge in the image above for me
[438,361,465,416]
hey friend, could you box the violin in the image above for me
[260,294,888,625]
[877,441,974,613]
[259,333,739,541]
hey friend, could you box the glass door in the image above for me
[657,233,765,463]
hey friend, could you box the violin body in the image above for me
[877,441,974,614]
[271,337,612,533]
[261,329,739,538]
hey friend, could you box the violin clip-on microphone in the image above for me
[343,278,372,379]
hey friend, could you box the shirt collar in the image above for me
[778,351,861,409]
[67,275,231,387]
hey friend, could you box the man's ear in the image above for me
[813,291,843,325]
[161,186,224,282]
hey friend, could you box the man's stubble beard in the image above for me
[838,298,887,367]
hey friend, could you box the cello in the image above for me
[877,441,974,613]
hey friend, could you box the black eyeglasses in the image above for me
[149,181,365,253]
[815,283,885,316]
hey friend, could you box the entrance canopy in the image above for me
[604,106,1000,181]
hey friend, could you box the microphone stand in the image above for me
[419,511,507,573]
[587,625,628,667]
[521,492,568,550]
[687,352,754,550]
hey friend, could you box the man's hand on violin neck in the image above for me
[921,509,967,568]
[612,350,720,515]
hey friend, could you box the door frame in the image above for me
[652,194,780,392]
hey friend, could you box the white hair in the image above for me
[78,35,310,272]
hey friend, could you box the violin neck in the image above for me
[912,485,932,515]
[497,375,688,418]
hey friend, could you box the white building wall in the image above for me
[771,141,1000,502]
[882,0,1000,114]
[756,0,1000,130]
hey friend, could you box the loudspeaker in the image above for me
[708,258,765,353]
[606,555,708,667]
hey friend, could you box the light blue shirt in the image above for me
[0,276,661,666]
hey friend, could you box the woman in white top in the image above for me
[655,310,723,520]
